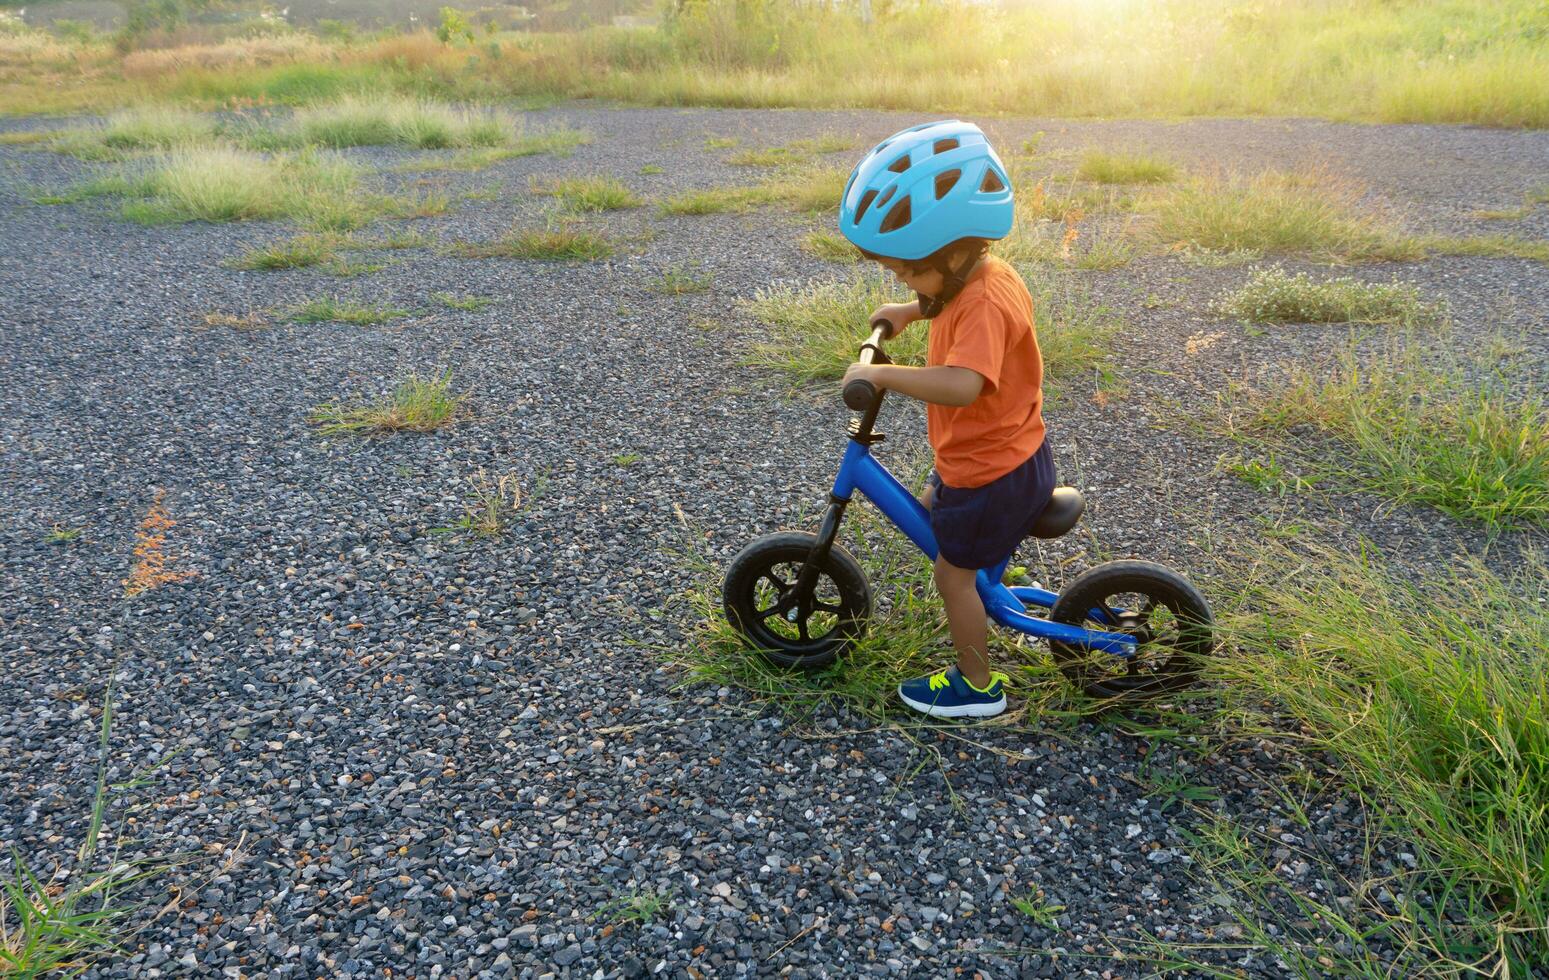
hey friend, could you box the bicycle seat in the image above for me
[1030,487,1085,539]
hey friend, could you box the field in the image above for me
[2,1,1548,126]
[1,4,1547,976]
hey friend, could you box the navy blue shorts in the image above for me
[928,441,1056,570]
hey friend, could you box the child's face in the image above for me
[877,257,944,298]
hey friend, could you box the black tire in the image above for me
[722,531,872,670]
[1048,560,1214,702]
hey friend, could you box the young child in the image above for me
[836,120,1052,719]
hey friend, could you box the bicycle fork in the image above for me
[791,493,852,621]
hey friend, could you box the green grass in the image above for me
[651,263,712,295]
[726,135,855,168]
[758,167,847,214]
[50,106,219,159]
[1076,150,1176,184]
[740,273,922,390]
[1419,233,1549,265]
[799,229,859,263]
[1,677,178,976]
[288,296,409,325]
[227,229,434,270]
[703,136,739,149]
[532,175,642,212]
[0,131,56,146]
[1153,170,1420,262]
[255,94,514,150]
[657,168,846,218]
[43,524,84,544]
[1224,346,1549,528]
[595,888,673,926]
[392,128,592,171]
[656,186,762,216]
[432,292,495,311]
[431,469,522,537]
[39,146,382,230]
[638,164,664,175]
[1193,544,1549,975]
[1217,267,1447,326]
[739,267,1116,391]
[308,369,463,435]
[1472,185,1549,221]
[9,4,1549,128]
[1010,894,1065,929]
[448,226,613,262]
[668,482,1089,732]
[227,234,340,270]
[1001,217,1139,271]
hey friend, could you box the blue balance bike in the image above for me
[723,323,1214,701]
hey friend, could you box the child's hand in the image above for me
[842,362,877,392]
[870,301,920,339]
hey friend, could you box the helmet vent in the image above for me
[980,169,1006,193]
[933,138,960,154]
[876,185,896,208]
[879,197,912,233]
[934,169,961,200]
[886,154,910,174]
[853,189,878,224]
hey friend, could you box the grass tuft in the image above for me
[432,469,523,537]
[0,678,181,977]
[289,296,408,325]
[799,229,859,263]
[1076,150,1176,184]
[651,263,712,295]
[1419,233,1549,265]
[1217,267,1447,326]
[532,175,642,212]
[1200,544,1549,974]
[1153,170,1418,262]
[392,127,591,172]
[657,186,760,216]
[727,135,855,168]
[227,234,340,270]
[595,888,673,926]
[739,267,1116,391]
[448,226,612,261]
[1225,346,1549,527]
[308,369,463,435]
[432,292,495,311]
[200,311,268,330]
[52,106,218,159]
[44,147,376,230]
[261,95,515,150]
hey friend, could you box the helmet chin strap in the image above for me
[916,244,987,319]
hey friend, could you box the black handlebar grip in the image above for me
[843,377,878,411]
[842,319,892,410]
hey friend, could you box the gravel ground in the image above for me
[2,106,1547,978]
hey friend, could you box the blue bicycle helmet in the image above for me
[839,119,1013,261]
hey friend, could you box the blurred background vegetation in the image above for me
[2,0,1546,125]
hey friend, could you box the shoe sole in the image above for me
[898,689,1006,718]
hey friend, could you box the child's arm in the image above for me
[871,299,924,338]
[842,363,984,408]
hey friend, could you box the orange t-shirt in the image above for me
[925,256,1045,489]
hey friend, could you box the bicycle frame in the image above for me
[798,407,1139,657]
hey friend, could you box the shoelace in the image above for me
[928,670,1010,694]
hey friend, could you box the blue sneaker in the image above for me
[898,666,1008,719]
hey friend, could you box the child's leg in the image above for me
[933,554,993,689]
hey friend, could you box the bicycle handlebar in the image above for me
[842,319,892,411]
